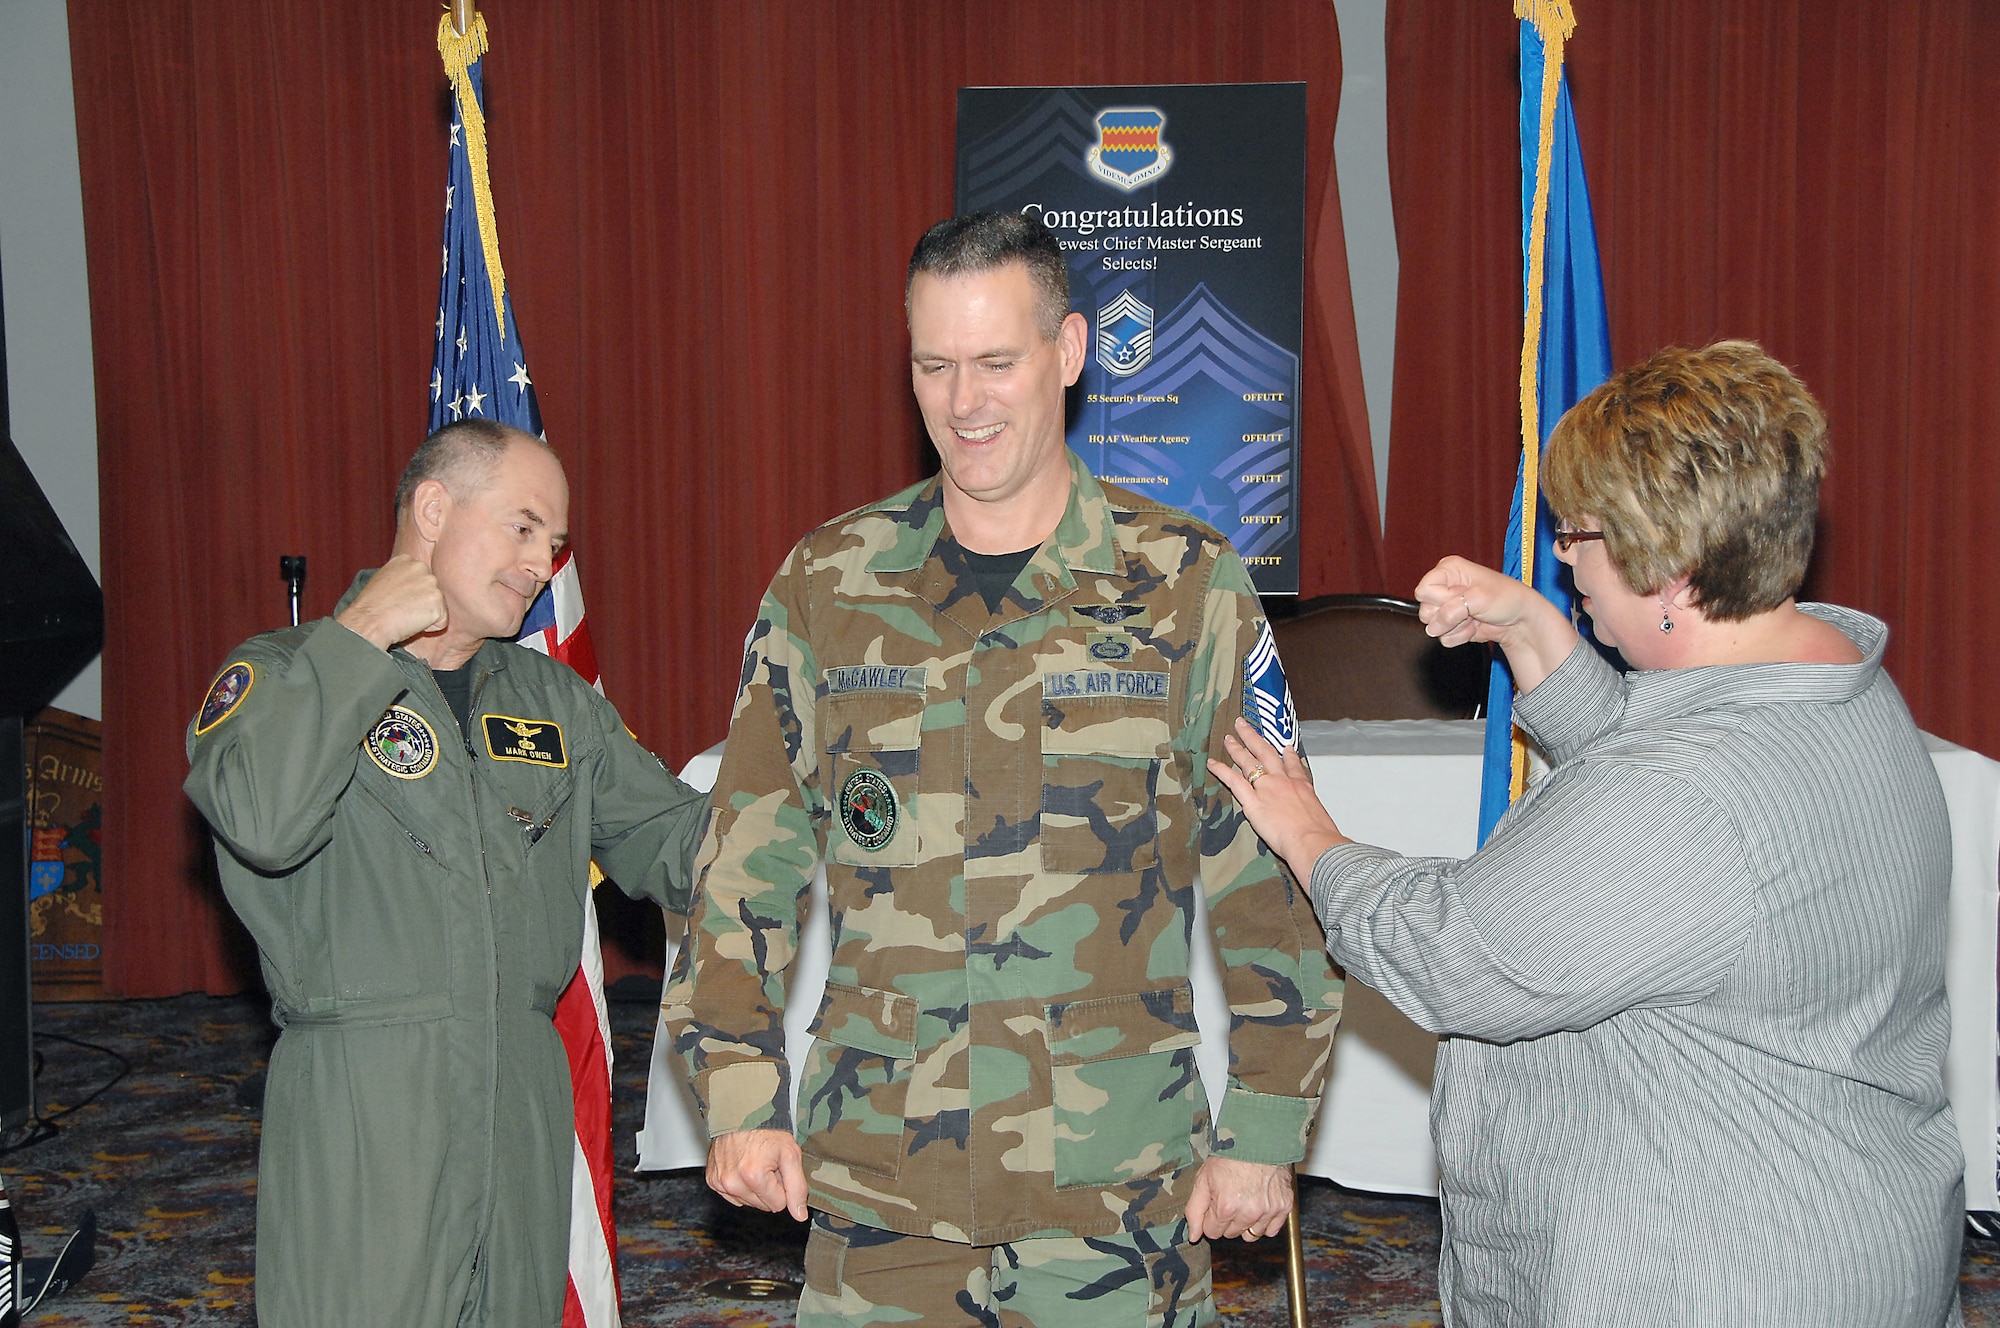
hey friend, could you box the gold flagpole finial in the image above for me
[437,8,507,341]
[1513,0,1577,47]
[449,0,475,40]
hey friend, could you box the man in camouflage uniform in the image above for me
[663,213,1342,1326]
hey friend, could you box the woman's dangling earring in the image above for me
[1658,594,1675,634]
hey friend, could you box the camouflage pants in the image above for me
[797,1212,1215,1328]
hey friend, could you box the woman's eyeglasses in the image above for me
[1554,526,1606,553]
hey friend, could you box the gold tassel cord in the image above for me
[1509,1,1573,801]
[437,11,509,341]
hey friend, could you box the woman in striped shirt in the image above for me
[1213,341,1963,1326]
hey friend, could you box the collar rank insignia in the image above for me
[194,661,255,735]
[1074,604,1147,627]
[482,714,568,768]
[839,769,897,852]
[366,706,439,780]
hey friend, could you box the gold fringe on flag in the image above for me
[1509,0,1576,801]
[437,10,509,341]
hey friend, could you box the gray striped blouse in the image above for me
[1310,604,1963,1326]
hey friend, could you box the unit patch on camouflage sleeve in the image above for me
[825,665,928,696]
[194,662,255,735]
[838,768,897,850]
[1244,619,1299,750]
[482,714,569,767]
[365,706,440,779]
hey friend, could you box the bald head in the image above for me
[395,419,556,524]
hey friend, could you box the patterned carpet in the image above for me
[5,993,1994,1325]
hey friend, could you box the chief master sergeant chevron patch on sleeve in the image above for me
[1243,618,1298,750]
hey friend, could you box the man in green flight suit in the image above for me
[664,212,1344,1326]
[186,420,707,1327]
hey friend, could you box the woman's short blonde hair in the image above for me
[1544,341,1828,621]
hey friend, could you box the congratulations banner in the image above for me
[957,84,1308,594]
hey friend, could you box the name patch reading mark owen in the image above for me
[366,706,439,780]
[1042,670,1169,700]
[825,665,928,696]
[482,714,569,767]
[839,768,898,851]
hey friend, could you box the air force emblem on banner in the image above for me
[1243,619,1299,751]
[1097,289,1154,378]
[1086,107,1173,191]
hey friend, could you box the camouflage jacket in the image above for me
[664,452,1342,1243]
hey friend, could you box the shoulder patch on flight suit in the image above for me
[481,714,569,768]
[194,662,255,735]
[366,705,440,779]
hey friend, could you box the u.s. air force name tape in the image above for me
[1042,669,1169,700]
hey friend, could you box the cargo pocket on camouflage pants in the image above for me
[1046,986,1202,1189]
[800,982,917,1178]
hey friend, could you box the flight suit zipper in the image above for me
[463,663,502,1273]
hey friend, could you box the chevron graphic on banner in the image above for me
[1096,288,1154,378]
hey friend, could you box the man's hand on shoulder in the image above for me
[1183,1155,1293,1243]
[336,555,447,651]
[706,1128,807,1222]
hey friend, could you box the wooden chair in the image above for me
[1266,593,1487,722]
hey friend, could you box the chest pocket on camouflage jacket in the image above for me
[1039,665,1172,875]
[824,686,923,869]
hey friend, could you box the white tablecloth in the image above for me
[638,719,2000,1209]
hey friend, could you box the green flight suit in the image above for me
[185,572,706,1328]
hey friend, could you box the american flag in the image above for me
[433,15,621,1327]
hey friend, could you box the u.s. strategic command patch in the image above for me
[1244,619,1300,750]
[481,714,568,767]
[193,662,255,735]
[365,706,439,780]
[839,768,897,851]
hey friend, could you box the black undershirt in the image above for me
[432,663,475,739]
[961,545,1039,613]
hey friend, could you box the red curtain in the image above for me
[69,1,1378,996]
[1384,1,2000,760]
